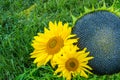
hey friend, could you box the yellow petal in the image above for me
[82,67,93,74]
[81,64,92,70]
[44,27,49,33]
[80,57,94,62]
[81,70,88,78]
[33,54,47,63]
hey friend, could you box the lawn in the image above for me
[0,0,120,80]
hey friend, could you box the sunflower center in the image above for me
[65,58,79,71]
[46,36,64,55]
[49,39,57,48]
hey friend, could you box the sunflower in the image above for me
[30,21,78,67]
[72,0,120,75]
[54,45,94,80]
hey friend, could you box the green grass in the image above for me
[0,0,120,80]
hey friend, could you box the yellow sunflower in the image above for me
[54,45,94,80]
[30,21,78,67]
